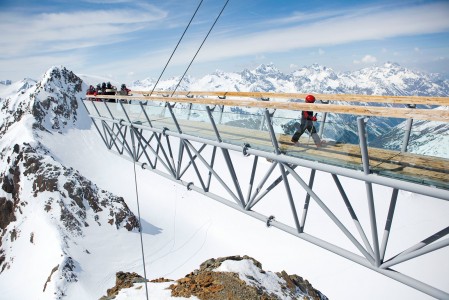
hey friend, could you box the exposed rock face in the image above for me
[170,255,327,300]
[100,271,150,300]
[101,255,328,300]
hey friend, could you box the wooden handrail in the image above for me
[85,94,449,122]
[131,90,449,106]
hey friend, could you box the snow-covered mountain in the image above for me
[0,67,140,299]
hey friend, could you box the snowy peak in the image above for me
[253,63,282,77]
[132,75,194,92]
[31,66,85,132]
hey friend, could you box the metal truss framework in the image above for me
[83,99,449,299]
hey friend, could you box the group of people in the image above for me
[86,82,131,102]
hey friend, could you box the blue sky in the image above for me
[1,0,449,83]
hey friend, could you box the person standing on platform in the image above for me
[291,94,323,147]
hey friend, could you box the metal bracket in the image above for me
[162,127,169,136]
[242,143,251,157]
[266,215,275,227]
[141,162,147,169]
[261,97,270,101]
[218,95,226,99]
[320,100,330,104]
[267,109,276,117]
[187,182,194,191]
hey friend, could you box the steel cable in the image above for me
[171,0,230,97]
[150,0,204,96]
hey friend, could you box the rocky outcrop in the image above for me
[101,255,328,300]
[100,271,151,300]
[171,255,327,300]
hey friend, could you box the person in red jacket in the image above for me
[291,94,323,147]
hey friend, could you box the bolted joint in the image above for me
[266,215,275,227]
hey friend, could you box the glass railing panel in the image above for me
[82,100,97,116]
[102,101,129,121]
[404,120,448,160]
[86,100,111,118]
[135,101,176,131]
[169,104,217,139]
[368,117,449,189]
[211,106,273,152]
[273,109,363,170]
[118,100,149,124]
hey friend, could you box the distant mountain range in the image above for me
[133,62,449,96]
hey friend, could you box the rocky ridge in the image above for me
[101,255,328,300]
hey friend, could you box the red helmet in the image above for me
[305,95,316,103]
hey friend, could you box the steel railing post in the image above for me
[357,116,381,267]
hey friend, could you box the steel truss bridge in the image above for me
[82,91,449,299]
